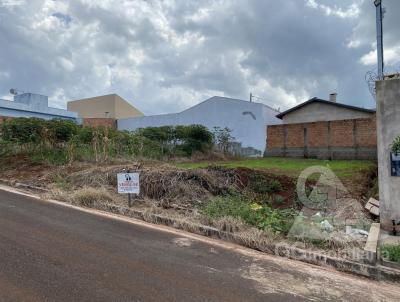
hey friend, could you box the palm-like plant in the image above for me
[391,135,400,155]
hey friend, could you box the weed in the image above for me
[53,175,72,191]
[272,194,285,205]
[248,173,282,194]
[380,245,400,263]
[202,193,296,234]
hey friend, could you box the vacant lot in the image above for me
[0,155,378,262]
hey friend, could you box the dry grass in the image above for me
[70,187,114,207]
[211,216,249,233]
[55,164,244,211]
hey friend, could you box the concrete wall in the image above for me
[0,98,78,121]
[282,102,375,124]
[67,94,143,119]
[14,93,48,111]
[376,78,400,231]
[266,117,377,159]
[114,95,144,119]
[118,96,282,155]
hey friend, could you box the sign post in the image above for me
[117,170,140,208]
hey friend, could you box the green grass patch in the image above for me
[175,157,376,179]
[380,244,400,263]
[202,193,297,234]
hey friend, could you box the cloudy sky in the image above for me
[0,0,399,115]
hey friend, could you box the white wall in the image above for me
[118,96,282,154]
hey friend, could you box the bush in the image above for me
[248,173,283,194]
[46,119,79,143]
[213,126,235,154]
[1,117,45,144]
[0,139,12,156]
[202,193,296,234]
[137,124,213,156]
[381,245,400,263]
[0,118,214,164]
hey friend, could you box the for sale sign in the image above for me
[117,173,140,194]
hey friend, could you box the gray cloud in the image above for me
[0,0,398,115]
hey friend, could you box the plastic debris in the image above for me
[346,226,369,238]
[320,220,334,232]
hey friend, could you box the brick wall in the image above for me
[307,122,329,148]
[82,118,117,128]
[286,124,304,148]
[330,120,355,147]
[356,117,377,147]
[266,117,377,159]
[267,125,285,149]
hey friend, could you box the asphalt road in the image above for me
[0,187,399,302]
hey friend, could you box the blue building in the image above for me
[0,93,78,121]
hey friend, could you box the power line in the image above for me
[249,92,281,112]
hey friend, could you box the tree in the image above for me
[213,127,235,154]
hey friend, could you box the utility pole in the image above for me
[249,92,253,102]
[374,0,384,79]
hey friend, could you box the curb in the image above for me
[0,179,48,193]
[1,180,399,282]
[94,202,400,282]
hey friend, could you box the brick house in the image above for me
[266,95,377,159]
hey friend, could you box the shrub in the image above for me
[248,173,282,194]
[267,179,283,193]
[137,124,213,156]
[0,139,12,156]
[272,194,285,205]
[213,126,235,154]
[1,117,45,144]
[380,245,400,263]
[0,118,214,164]
[180,124,213,155]
[46,119,79,143]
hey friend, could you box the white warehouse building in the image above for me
[118,96,282,156]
